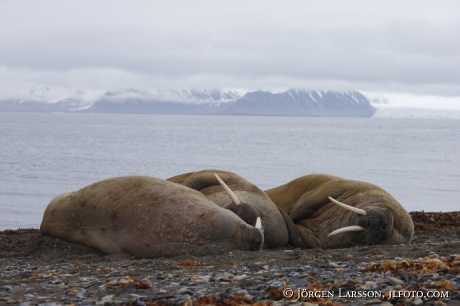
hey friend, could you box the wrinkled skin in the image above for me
[265,174,414,248]
[168,170,290,249]
[40,176,263,258]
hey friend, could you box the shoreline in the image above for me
[1,211,459,305]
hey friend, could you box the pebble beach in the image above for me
[1,212,459,306]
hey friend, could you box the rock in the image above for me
[387,276,404,285]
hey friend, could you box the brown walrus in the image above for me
[167,170,294,249]
[265,174,414,248]
[40,176,264,258]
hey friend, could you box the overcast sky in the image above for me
[1,0,459,108]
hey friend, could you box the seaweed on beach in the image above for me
[410,211,460,232]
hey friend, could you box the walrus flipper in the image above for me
[287,179,353,222]
[266,174,343,212]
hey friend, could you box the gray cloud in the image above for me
[0,0,459,105]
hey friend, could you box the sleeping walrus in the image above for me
[40,176,264,258]
[168,170,294,249]
[265,174,414,248]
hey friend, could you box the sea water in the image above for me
[1,112,459,230]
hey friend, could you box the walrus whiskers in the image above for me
[328,196,367,215]
[215,173,242,205]
[327,225,366,237]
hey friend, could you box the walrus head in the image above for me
[214,173,260,226]
[215,174,265,249]
[235,217,264,251]
[327,196,412,246]
[327,196,393,245]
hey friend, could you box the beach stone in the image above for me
[177,287,193,295]
[412,298,423,305]
[360,281,378,290]
[387,276,404,285]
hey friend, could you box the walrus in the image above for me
[40,176,264,258]
[167,170,295,249]
[265,174,414,248]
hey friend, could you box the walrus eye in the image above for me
[381,223,388,231]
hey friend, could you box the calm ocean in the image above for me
[1,112,459,230]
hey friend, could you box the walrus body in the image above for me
[266,174,414,249]
[168,170,290,249]
[40,176,263,258]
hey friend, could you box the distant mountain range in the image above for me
[0,88,376,117]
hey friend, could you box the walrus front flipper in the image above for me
[277,207,308,249]
[266,174,342,212]
[288,179,351,222]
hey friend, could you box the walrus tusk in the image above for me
[214,173,242,205]
[255,216,264,250]
[328,196,367,216]
[327,225,366,237]
[255,216,262,230]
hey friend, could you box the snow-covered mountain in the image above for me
[168,89,241,105]
[99,88,241,105]
[0,86,104,112]
[0,87,376,117]
[217,89,375,117]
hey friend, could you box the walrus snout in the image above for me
[362,208,393,245]
[228,201,259,226]
[239,218,264,251]
[327,197,394,245]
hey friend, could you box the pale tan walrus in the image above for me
[40,176,264,258]
[265,174,414,248]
